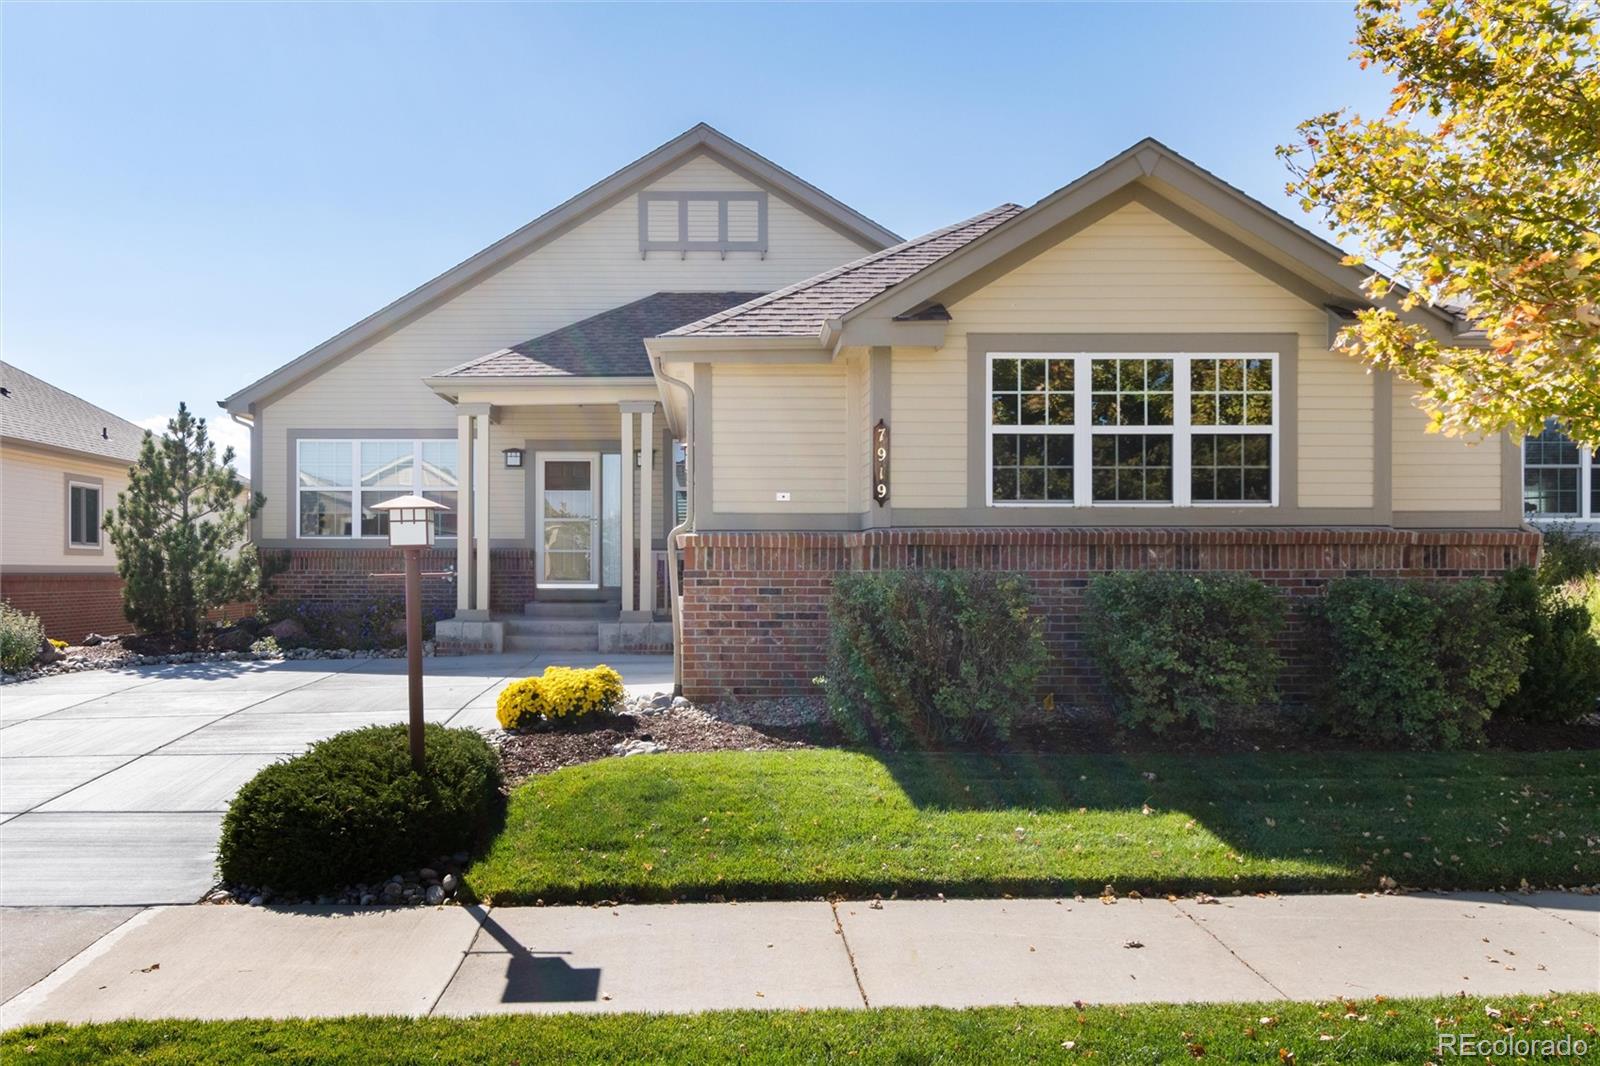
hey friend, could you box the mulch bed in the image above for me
[496,710,812,785]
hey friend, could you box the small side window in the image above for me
[68,482,101,548]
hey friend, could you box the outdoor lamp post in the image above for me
[370,494,448,772]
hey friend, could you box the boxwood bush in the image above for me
[824,570,1047,749]
[1084,571,1285,733]
[1316,578,1526,750]
[1496,567,1600,724]
[217,724,502,894]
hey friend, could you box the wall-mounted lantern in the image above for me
[370,494,450,770]
[503,447,525,469]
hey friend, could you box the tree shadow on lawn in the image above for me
[862,746,1599,897]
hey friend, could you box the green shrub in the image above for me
[0,603,44,673]
[1083,571,1285,733]
[495,665,625,729]
[1316,578,1526,750]
[824,570,1047,749]
[1536,524,1600,588]
[1497,567,1600,724]
[217,724,502,894]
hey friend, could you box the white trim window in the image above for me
[297,439,458,539]
[672,441,688,526]
[1522,422,1598,520]
[67,481,102,548]
[986,352,1278,508]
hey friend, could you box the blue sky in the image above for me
[2,2,1387,466]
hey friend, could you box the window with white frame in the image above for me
[672,441,688,525]
[986,352,1278,507]
[297,439,458,538]
[67,481,101,547]
[1522,422,1598,519]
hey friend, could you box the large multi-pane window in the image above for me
[1522,422,1597,519]
[987,352,1277,507]
[297,439,458,538]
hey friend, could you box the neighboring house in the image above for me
[220,125,1542,702]
[0,362,145,642]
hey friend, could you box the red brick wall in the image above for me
[263,548,457,615]
[1,572,128,643]
[676,528,1542,704]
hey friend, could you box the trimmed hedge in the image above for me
[217,724,502,894]
[495,665,625,729]
[1316,578,1526,750]
[1497,567,1600,724]
[1084,571,1284,733]
[824,570,1047,749]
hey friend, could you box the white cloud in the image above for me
[136,411,252,479]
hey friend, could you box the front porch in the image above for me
[431,389,678,656]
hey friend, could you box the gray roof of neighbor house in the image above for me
[435,292,767,379]
[664,205,1024,338]
[220,123,899,412]
[0,361,146,464]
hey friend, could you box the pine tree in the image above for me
[105,403,265,639]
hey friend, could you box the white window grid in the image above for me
[985,352,1280,508]
[296,438,459,539]
[1521,427,1598,521]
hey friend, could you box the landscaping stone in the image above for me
[267,618,307,643]
[426,885,445,905]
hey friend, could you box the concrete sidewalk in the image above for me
[3,892,1595,1026]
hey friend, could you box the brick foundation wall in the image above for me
[1,572,129,643]
[0,573,253,644]
[262,548,457,616]
[677,527,1542,705]
[489,550,538,614]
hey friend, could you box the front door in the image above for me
[536,453,599,588]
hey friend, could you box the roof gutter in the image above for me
[650,351,695,697]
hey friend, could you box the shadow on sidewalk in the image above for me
[465,904,601,1003]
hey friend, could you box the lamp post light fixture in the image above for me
[502,447,524,469]
[370,494,449,771]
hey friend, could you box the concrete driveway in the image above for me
[0,653,674,907]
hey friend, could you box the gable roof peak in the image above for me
[220,124,898,413]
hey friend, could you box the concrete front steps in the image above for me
[502,597,618,653]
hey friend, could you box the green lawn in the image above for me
[6,996,1596,1064]
[464,748,1598,904]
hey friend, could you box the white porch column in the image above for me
[620,406,635,614]
[638,405,654,615]
[473,408,493,616]
[455,411,473,613]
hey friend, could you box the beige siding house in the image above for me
[1,362,146,642]
[220,126,1540,700]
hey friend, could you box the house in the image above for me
[220,125,1540,702]
[0,361,146,642]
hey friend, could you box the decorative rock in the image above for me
[452,852,469,864]
[648,692,673,711]
[248,895,265,907]
[214,627,254,652]
[419,868,439,882]
[441,873,458,893]
[267,618,307,642]
[81,633,109,646]
[614,738,665,757]
[426,885,445,905]
[670,696,691,710]
[360,893,376,905]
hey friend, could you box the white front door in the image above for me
[536,453,599,588]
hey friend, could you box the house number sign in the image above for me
[873,419,890,506]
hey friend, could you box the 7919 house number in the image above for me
[873,419,890,506]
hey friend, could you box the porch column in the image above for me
[638,405,655,615]
[455,411,473,613]
[620,405,635,614]
[472,406,493,616]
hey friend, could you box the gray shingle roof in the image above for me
[663,205,1024,338]
[0,361,146,463]
[436,292,767,379]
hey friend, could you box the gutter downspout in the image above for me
[651,354,694,697]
